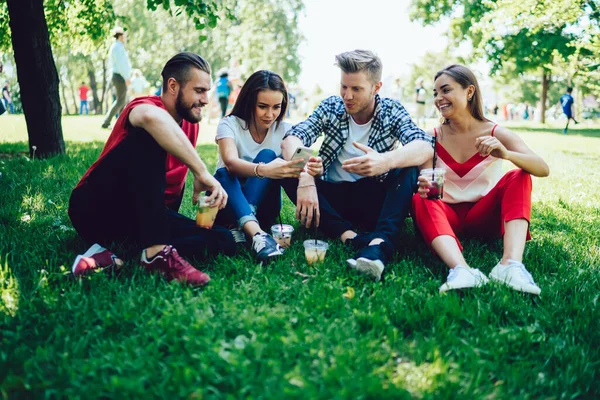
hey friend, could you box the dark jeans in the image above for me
[214,149,281,230]
[102,74,127,127]
[68,127,236,260]
[282,167,418,258]
[219,97,228,117]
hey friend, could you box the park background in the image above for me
[1,0,599,398]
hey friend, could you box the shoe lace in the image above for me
[446,267,459,282]
[509,262,535,284]
[253,233,267,253]
[230,228,246,244]
[168,247,193,271]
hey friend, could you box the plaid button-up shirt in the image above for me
[284,94,434,181]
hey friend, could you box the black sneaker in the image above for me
[229,228,247,245]
[252,233,284,265]
[351,244,387,282]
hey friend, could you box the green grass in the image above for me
[1,117,599,398]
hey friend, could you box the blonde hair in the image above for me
[334,49,382,85]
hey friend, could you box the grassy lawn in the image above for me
[1,116,599,398]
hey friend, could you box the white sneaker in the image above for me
[439,265,489,293]
[346,258,357,269]
[355,258,385,281]
[490,260,541,295]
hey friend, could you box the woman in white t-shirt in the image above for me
[214,70,309,264]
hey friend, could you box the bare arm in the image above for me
[220,138,303,179]
[476,126,549,177]
[128,104,227,207]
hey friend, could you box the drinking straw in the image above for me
[432,135,437,182]
[314,209,318,246]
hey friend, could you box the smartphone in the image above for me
[291,146,313,168]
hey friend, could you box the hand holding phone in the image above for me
[291,146,313,169]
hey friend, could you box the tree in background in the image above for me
[410,0,599,123]
[0,0,227,158]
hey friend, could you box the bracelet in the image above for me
[254,162,265,179]
[297,184,316,189]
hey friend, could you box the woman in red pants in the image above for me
[412,65,549,295]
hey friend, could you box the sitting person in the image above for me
[69,52,236,286]
[214,70,313,264]
[281,50,434,281]
[412,64,549,295]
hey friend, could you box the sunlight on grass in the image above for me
[0,257,20,317]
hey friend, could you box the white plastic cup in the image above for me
[420,168,446,200]
[271,224,294,248]
[195,195,219,229]
[303,240,329,265]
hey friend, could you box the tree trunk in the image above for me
[100,57,108,115]
[540,70,549,124]
[86,58,101,114]
[6,0,65,158]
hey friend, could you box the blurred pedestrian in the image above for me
[129,69,149,98]
[560,87,578,134]
[102,26,131,129]
[79,82,90,115]
[2,80,14,114]
[215,71,233,117]
[414,77,427,128]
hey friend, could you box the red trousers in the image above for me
[412,169,532,251]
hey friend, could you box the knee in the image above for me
[214,167,236,184]
[253,149,278,163]
[506,169,532,185]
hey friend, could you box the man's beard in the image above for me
[176,90,203,123]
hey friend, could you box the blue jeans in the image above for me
[80,100,89,115]
[214,149,282,230]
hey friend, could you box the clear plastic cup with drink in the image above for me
[195,193,219,229]
[271,224,294,248]
[303,240,329,265]
[420,168,446,200]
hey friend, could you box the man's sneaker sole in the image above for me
[346,258,357,269]
[355,257,384,281]
[489,270,541,295]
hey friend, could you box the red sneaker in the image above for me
[140,245,210,286]
[72,243,123,277]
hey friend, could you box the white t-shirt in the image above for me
[215,116,292,170]
[327,117,373,182]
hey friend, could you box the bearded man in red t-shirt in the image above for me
[68,52,235,286]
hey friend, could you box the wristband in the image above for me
[254,162,265,179]
[298,184,316,189]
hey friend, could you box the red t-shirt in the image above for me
[79,85,90,101]
[74,95,199,208]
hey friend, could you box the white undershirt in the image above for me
[327,116,373,182]
[215,116,291,170]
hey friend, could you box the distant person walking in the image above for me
[215,71,233,117]
[560,87,578,134]
[79,82,90,115]
[2,80,14,114]
[102,27,131,129]
[129,69,150,98]
[414,78,427,128]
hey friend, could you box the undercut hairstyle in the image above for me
[435,64,489,123]
[334,49,382,85]
[230,70,288,130]
[161,52,211,92]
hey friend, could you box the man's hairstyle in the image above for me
[161,52,211,92]
[230,70,288,130]
[334,49,382,84]
[567,87,573,93]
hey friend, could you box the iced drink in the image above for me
[195,195,219,229]
[303,240,329,265]
[420,168,446,200]
[271,224,294,248]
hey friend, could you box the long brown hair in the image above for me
[434,64,489,123]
